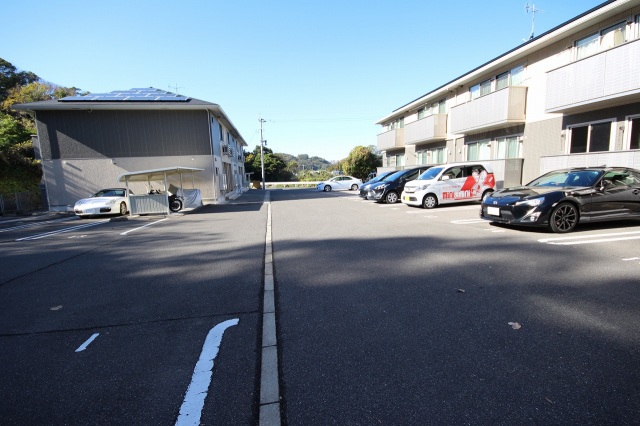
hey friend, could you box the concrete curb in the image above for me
[259,191,281,426]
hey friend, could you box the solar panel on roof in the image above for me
[59,88,190,102]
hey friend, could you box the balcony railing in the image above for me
[377,128,405,151]
[546,39,640,113]
[405,114,447,145]
[450,86,527,135]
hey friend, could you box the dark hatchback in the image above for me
[358,171,395,199]
[480,166,640,233]
[367,166,434,204]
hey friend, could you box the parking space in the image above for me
[272,188,640,424]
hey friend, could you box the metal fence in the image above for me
[0,191,44,215]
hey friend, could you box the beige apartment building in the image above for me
[376,0,640,188]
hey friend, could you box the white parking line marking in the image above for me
[120,218,168,235]
[623,257,640,261]
[176,318,239,426]
[75,333,99,352]
[451,219,485,224]
[15,220,110,241]
[540,230,640,245]
[0,217,77,232]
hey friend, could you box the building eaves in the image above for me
[12,95,247,146]
[376,0,622,125]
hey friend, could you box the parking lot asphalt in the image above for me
[2,188,639,425]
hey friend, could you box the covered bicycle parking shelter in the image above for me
[117,166,204,215]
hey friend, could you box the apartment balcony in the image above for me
[450,86,527,135]
[405,114,447,145]
[546,39,640,113]
[377,128,405,151]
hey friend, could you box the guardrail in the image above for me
[263,181,321,189]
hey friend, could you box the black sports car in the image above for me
[480,166,640,233]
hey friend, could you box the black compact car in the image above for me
[367,166,434,204]
[480,166,640,233]
[358,171,395,199]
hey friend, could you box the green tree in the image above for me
[244,145,293,182]
[342,145,381,180]
[0,58,38,101]
[0,59,82,194]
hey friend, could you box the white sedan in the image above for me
[317,176,363,192]
[74,188,132,218]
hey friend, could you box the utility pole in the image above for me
[259,117,266,190]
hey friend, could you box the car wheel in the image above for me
[119,202,127,216]
[422,194,438,209]
[481,189,493,202]
[385,191,398,204]
[324,185,332,192]
[549,202,578,233]
[350,184,358,190]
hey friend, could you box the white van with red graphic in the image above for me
[401,163,496,209]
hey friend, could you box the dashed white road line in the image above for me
[75,333,100,352]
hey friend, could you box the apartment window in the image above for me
[511,66,524,85]
[467,140,491,161]
[600,22,626,49]
[480,79,491,96]
[575,33,599,60]
[389,118,404,130]
[629,117,640,149]
[575,21,626,60]
[417,147,445,165]
[496,136,522,158]
[569,121,612,153]
[387,153,405,168]
[496,72,509,90]
[470,84,480,100]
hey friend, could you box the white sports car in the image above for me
[317,176,363,192]
[74,188,132,218]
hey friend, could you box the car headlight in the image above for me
[374,184,387,191]
[418,185,429,191]
[515,197,544,207]
[106,199,117,205]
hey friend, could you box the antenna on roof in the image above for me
[525,2,542,40]
[168,84,183,95]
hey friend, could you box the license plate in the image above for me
[487,206,500,216]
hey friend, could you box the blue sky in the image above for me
[3,0,605,161]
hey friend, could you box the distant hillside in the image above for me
[276,153,332,171]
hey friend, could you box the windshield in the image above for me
[370,172,392,183]
[527,170,603,188]
[93,189,127,197]
[417,166,443,180]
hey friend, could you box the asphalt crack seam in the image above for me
[0,310,259,337]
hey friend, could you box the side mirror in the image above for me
[441,175,450,181]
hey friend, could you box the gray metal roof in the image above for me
[12,87,247,146]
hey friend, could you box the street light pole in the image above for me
[259,118,266,190]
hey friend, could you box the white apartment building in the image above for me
[376,0,640,188]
